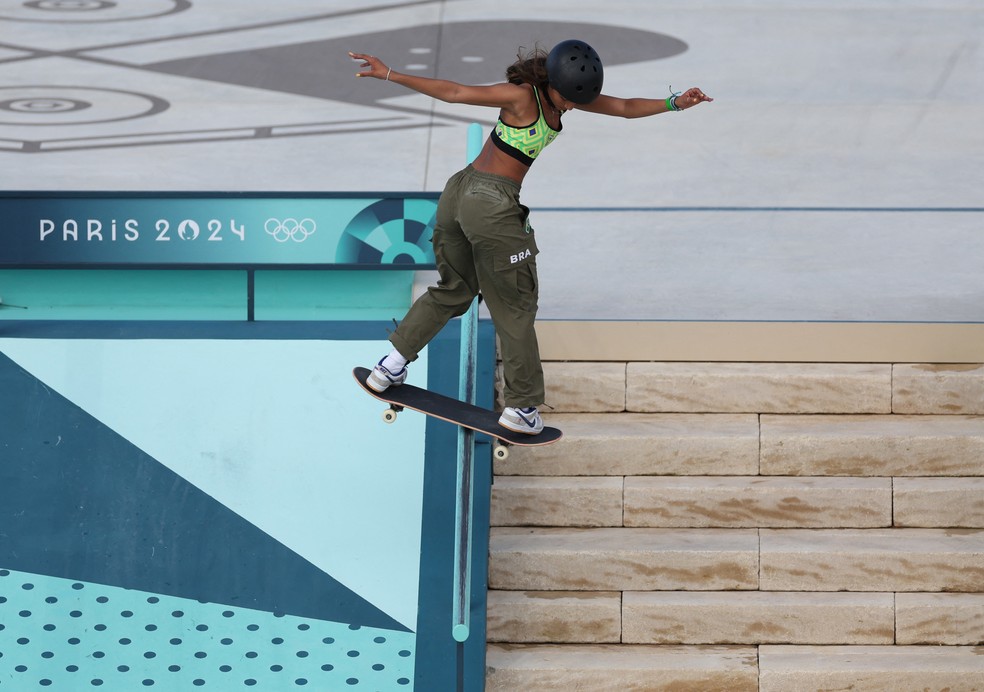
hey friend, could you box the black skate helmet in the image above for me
[546,39,604,104]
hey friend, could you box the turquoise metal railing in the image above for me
[452,123,485,643]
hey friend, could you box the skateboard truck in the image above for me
[382,404,404,424]
[382,400,511,458]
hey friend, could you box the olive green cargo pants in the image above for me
[389,165,544,408]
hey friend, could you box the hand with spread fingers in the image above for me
[349,51,391,80]
[674,87,714,110]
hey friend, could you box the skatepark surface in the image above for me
[2,0,981,325]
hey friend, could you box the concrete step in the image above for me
[760,528,984,592]
[491,529,984,593]
[624,476,891,528]
[499,413,984,479]
[894,477,984,528]
[494,413,759,476]
[490,476,623,527]
[761,414,984,476]
[541,361,626,412]
[538,361,984,414]
[895,593,984,645]
[625,362,892,414]
[491,475,896,529]
[486,591,621,644]
[486,644,758,692]
[488,591,984,648]
[893,363,984,414]
[487,644,984,691]
[758,645,984,691]
[622,591,894,645]
[489,528,759,591]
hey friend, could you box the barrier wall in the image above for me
[0,192,494,691]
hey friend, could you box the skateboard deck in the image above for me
[353,367,561,458]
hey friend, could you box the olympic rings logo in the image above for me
[265,217,316,243]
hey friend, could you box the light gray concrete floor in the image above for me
[1,0,981,322]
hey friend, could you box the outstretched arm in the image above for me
[578,87,713,118]
[349,51,526,110]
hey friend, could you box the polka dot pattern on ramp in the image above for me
[0,569,414,688]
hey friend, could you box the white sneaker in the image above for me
[367,358,408,393]
[498,406,544,435]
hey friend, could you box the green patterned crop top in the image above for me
[490,86,561,167]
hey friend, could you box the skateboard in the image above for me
[353,367,562,460]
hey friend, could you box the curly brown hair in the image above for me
[505,45,549,89]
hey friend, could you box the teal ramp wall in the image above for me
[0,190,493,690]
[0,319,494,691]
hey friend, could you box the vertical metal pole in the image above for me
[246,269,255,322]
[452,123,484,643]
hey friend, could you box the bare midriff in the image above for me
[470,137,532,185]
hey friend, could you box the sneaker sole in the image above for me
[367,374,394,392]
[497,420,543,436]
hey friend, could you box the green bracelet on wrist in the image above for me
[666,95,680,112]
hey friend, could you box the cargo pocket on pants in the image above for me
[492,234,539,273]
[492,236,539,313]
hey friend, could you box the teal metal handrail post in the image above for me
[452,123,484,643]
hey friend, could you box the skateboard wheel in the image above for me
[493,444,509,460]
[383,408,398,424]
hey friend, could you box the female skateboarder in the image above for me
[351,40,712,434]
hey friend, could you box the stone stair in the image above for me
[486,362,984,691]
